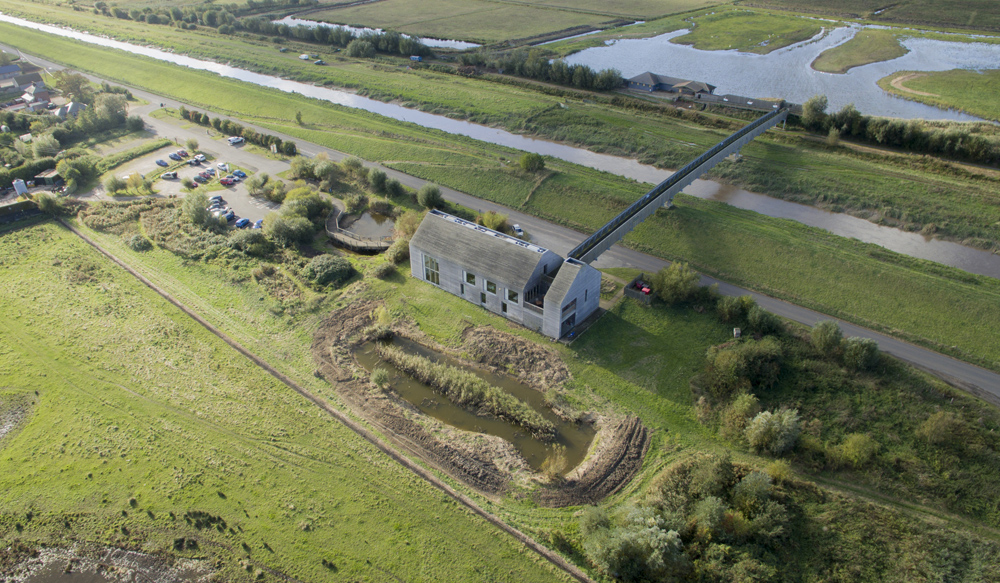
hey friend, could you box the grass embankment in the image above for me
[879,69,1000,121]
[64,199,1000,580]
[0,220,573,583]
[4,20,1000,370]
[375,344,557,437]
[671,8,823,53]
[735,0,1000,32]
[812,29,908,73]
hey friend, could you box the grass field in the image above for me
[879,69,1000,122]
[736,0,1000,31]
[811,28,908,73]
[0,220,577,582]
[671,8,824,53]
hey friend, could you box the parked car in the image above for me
[220,178,233,186]
[209,195,224,203]
[177,150,189,157]
[233,170,247,178]
[206,168,216,176]
[217,162,228,170]
[512,224,524,237]
[161,171,178,179]
[168,153,182,161]
[194,154,206,162]
[234,218,251,228]
[189,159,201,166]
[314,60,325,65]
[252,219,263,229]
[227,136,244,146]
[155,159,168,167]
[193,175,207,183]
[224,210,236,221]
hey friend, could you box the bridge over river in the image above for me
[568,107,789,264]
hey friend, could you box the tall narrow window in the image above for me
[460,283,465,295]
[501,302,507,314]
[584,289,588,302]
[423,255,440,285]
[481,292,486,305]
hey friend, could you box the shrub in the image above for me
[717,295,756,325]
[843,337,880,372]
[264,213,314,247]
[705,337,783,398]
[181,177,195,190]
[303,254,354,286]
[289,157,315,180]
[747,305,782,336]
[368,199,393,216]
[182,192,214,228]
[345,39,376,58]
[915,411,968,448]
[811,320,843,355]
[583,506,688,582]
[519,152,545,172]
[731,471,772,516]
[385,178,406,198]
[477,210,508,232]
[370,368,389,389]
[651,262,700,305]
[417,184,443,209]
[692,496,726,535]
[688,453,733,499]
[185,138,198,152]
[246,173,270,197]
[394,210,424,238]
[718,392,760,442]
[368,169,387,194]
[384,237,410,264]
[829,433,880,469]
[745,408,801,456]
[765,459,793,484]
[35,192,66,215]
[125,115,144,131]
[344,193,368,215]
[125,234,152,251]
[104,174,126,194]
[228,229,273,257]
[368,262,395,279]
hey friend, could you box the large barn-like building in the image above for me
[409,210,600,339]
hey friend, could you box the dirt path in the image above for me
[889,73,939,97]
[56,218,597,583]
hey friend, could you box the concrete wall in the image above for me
[541,263,601,339]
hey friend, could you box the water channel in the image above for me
[2,14,998,278]
[271,16,481,50]
[353,337,595,473]
[564,25,999,120]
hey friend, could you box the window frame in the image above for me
[485,280,497,295]
[423,254,440,286]
[507,289,519,304]
[465,271,476,285]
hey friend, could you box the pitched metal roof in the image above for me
[674,80,716,93]
[12,73,42,87]
[545,259,584,309]
[410,210,552,291]
[0,64,20,76]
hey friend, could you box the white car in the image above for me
[194,154,206,162]
[512,224,524,237]
[227,136,244,146]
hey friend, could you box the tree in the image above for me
[94,93,129,126]
[747,305,782,336]
[245,173,270,197]
[417,184,442,209]
[519,152,545,173]
[31,135,61,159]
[295,110,303,125]
[801,95,828,131]
[345,39,376,58]
[843,337,880,372]
[650,262,700,305]
[52,70,94,103]
[281,141,297,156]
[182,191,212,227]
[289,156,315,180]
[185,138,199,152]
[745,409,800,456]
[303,254,354,286]
[810,320,843,355]
[34,192,65,215]
[368,169,387,194]
[104,175,126,194]
[125,115,144,132]
[264,213,314,247]
[0,51,12,67]
[477,210,508,232]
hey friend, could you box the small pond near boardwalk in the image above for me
[340,211,395,239]
[353,337,595,474]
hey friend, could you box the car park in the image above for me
[252,219,263,229]
[512,224,524,237]
[234,218,251,228]
[155,159,168,167]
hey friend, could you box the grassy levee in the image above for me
[735,0,1000,32]
[4,20,1000,371]
[879,69,1000,122]
[811,29,908,73]
[0,220,575,582]
[670,8,824,53]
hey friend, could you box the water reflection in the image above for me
[272,16,481,49]
[342,211,395,239]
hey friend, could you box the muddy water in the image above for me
[2,15,997,276]
[25,564,116,583]
[342,211,395,239]
[353,338,595,473]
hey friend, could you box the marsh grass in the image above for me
[811,29,907,73]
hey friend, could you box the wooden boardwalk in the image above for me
[325,206,393,252]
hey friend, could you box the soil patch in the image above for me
[0,392,33,447]
[311,300,649,505]
[6,543,211,583]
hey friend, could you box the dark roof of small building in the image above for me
[12,73,42,86]
[544,259,584,309]
[0,64,21,76]
[627,71,686,87]
[411,210,553,292]
[674,80,716,93]
[36,168,60,178]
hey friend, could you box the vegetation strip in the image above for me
[375,343,556,437]
[54,218,596,583]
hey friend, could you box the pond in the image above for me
[271,16,481,49]
[341,211,395,239]
[563,25,999,120]
[353,337,595,474]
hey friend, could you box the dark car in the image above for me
[233,170,247,178]
[252,219,263,229]
[189,159,201,166]
[193,175,207,183]
[168,153,181,161]
[209,195,224,203]
[224,210,236,222]
[206,168,216,176]
[234,218,251,228]
[155,159,168,167]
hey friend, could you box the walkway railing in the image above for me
[325,207,393,252]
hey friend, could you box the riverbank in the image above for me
[879,69,1000,122]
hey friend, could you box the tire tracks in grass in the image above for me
[57,218,596,583]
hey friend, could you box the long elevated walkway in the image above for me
[568,107,789,264]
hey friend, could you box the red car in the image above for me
[177,150,189,157]
[220,177,234,186]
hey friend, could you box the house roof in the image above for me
[56,102,86,118]
[544,259,585,309]
[411,210,553,292]
[674,80,716,93]
[627,71,686,87]
[12,73,42,87]
[0,64,20,76]
[24,83,47,95]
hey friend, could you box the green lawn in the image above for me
[811,28,908,73]
[879,69,1000,122]
[735,0,1000,32]
[671,8,824,53]
[0,220,574,583]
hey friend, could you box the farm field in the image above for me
[0,219,579,582]
[738,0,1000,31]
[879,69,1000,122]
[670,8,824,53]
[811,28,907,73]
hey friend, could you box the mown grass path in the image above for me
[56,218,597,583]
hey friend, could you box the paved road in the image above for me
[10,45,1000,398]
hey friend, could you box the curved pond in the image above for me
[563,25,999,120]
[271,16,481,50]
[341,211,395,239]
[2,14,997,278]
[354,337,594,474]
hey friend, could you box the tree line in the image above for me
[177,107,297,156]
[458,48,622,92]
[800,95,1000,166]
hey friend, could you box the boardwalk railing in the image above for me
[325,207,393,252]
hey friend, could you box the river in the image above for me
[2,14,998,278]
[271,16,481,50]
[564,25,998,121]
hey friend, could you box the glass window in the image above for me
[562,298,577,315]
[460,283,464,295]
[465,272,475,285]
[507,289,519,303]
[423,255,440,285]
[501,302,507,314]
[481,292,486,304]
[486,281,497,294]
